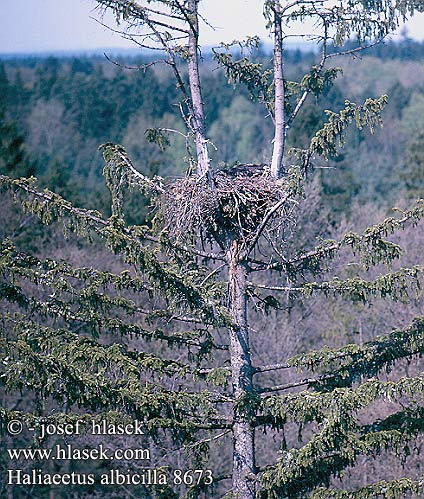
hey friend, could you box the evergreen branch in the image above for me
[100,142,166,197]
[211,50,274,117]
[250,265,424,305]
[0,175,224,264]
[259,373,424,430]
[256,374,335,394]
[287,316,424,387]
[94,0,190,34]
[309,96,388,159]
[288,96,389,177]
[0,241,217,326]
[248,282,302,293]
[272,0,424,47]
[0,335,229,429]
[259,407,424,499]
[302,266,424,302]
[0,261,228,352]
[286,199,424,274]
[258,332,424,392]
[248,199,424,274]
[1,316,232,385]
[1,316,198,379]
[0,409,152,432]
[185,429,231,451]
[309,476,424,499]
[0,282,228,351]
[0,240,217,325]
[0,177,229,325]
[0,408,231,434]
[326,37,387,60]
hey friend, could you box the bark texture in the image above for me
[187,0,210,178]
[270,1,286,178]
[227,239,255,499]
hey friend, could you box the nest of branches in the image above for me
[156,167,291,246]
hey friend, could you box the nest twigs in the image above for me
[156,168,297,256]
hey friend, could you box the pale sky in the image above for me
[0,0,423,54]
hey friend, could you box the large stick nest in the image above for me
[156,166,291,245]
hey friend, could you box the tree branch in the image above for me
[244,194,291,257]
[253,363,291,374]
[257,374,335,394]
[1,175,225,262]
[286,22,328,128]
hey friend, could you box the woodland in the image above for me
[1,1,424,499]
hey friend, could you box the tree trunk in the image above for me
[187,0,210,179]
[270,1,286,178]
[227,239,255,499]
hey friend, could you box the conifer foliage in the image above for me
[1,2,424,499]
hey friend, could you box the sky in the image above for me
[0,0,424,54]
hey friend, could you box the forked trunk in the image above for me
[227,239,255,499]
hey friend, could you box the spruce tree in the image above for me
[1,2,424,499]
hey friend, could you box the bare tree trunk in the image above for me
[227,239,255,499]
[49,459,56,499]
[6,434,13,499]
[187,0,210,178]
[270,1,286,178]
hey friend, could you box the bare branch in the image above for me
[186,429,232,450]
[287,21,328,128]
[326,36,386,59]
[103,53,164,71]
[200,263,226,286]
[138,5,186,23]
[249,282,303,293]
[95,0,190,34]
[244,194,291,257]
[257,374,334,394]
[280,0,324,15]
[253,363,291,374]
[90,17,164,49]
[174,0,197,33]
[113,147,166,195]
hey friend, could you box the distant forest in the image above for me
[1,32,424,499]
[1,36,424,227]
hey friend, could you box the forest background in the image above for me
[1,29,424,499]
[2,37,424,218]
